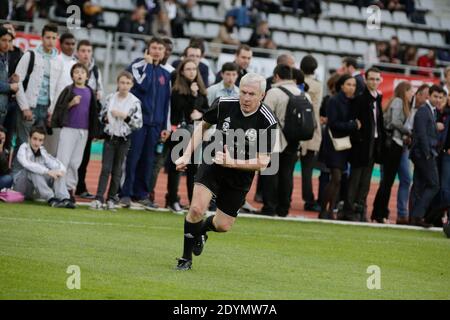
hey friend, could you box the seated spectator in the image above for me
[248,20,277,50]
[0,126,13,190]
[118,5,152,36]
[82,1,103,28]
[253,0,281,14]
[164,0,185,38]
[402,45,418,66]
[226,2,252,28]
[153,9,172,37]
[289,0,322,18]
[137,0,161,27]
[13,126,75,208]
[388,36,402,64]
[214,14,240,46]
[11,0,36,22]
[417,50,436,77]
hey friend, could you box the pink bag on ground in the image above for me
[0,190,25,203]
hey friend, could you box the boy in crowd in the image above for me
[14,24,65,154]
[51,63,98,200]
[90,71,142,211]
[13,126,74,208]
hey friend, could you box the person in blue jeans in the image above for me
[0,126,13,190]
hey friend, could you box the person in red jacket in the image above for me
[417,50,436,77]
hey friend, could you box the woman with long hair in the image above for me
[371,81,414,223]
[319,75,361,219]
[168,58,209,213]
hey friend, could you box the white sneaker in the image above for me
[106,199,117,211]
[90,200,104,210]
[168,202,184,215]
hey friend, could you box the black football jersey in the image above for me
[203,97,277,161]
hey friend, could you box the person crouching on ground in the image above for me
[13,126,74,208]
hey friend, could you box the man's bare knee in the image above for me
[187,205,206,222]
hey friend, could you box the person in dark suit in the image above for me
[343,67,384,221]
[341,57,365,97]
[319,74,361,219]
[409,85,446,227]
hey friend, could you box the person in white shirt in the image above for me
[13,126,75,208]
[207,62,239,105]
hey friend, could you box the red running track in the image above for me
[81,160,400,222]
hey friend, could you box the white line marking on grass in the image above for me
[0,216,177,231]
[237,213,443,233]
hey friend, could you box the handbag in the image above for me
[328,129,352,151]
[0,190,25,203]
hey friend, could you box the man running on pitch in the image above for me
[174,73,278,270]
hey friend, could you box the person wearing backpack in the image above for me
[13,24,65,165]
[74,40,104,199]
[259,64,305,217]
[342,67,384,222]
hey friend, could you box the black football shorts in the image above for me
[194,163,251,217]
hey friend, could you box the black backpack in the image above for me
[278,86,316,143]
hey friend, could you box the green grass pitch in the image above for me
[0,202,449,300]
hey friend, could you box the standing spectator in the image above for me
[266,53,296,92]
[2,23,23,152]
[14,24,65,164]
[260,64,298,217]
[371,81,413,223]
[172,44,210,87]
[247,20,277,50]
[0,27,17,126]
[214,14,240,46]
[317,73,341,208]
[417,50,436,77]
[341,57,365,97]
[0,125,13,190]
[74,40,104,199]
[207,62,240,106]
[215,44,253,86]
[319,75,361,219]
[300,55,323,212]
[45,32,78,157]
[344,68,384,221]
[90,71,143,211]
[52,63,98,198]
[167,58,209,213]
[120,37,171,209]
[13,126,74,208]
[59,33,78,89]
[409,85,445,227]
[148,37,175,204]
[398,84,430,225]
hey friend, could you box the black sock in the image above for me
[201,215,217,234]
[182,219,202,260]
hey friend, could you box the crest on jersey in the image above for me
[222,117,231,132]
[245,128,257,143]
